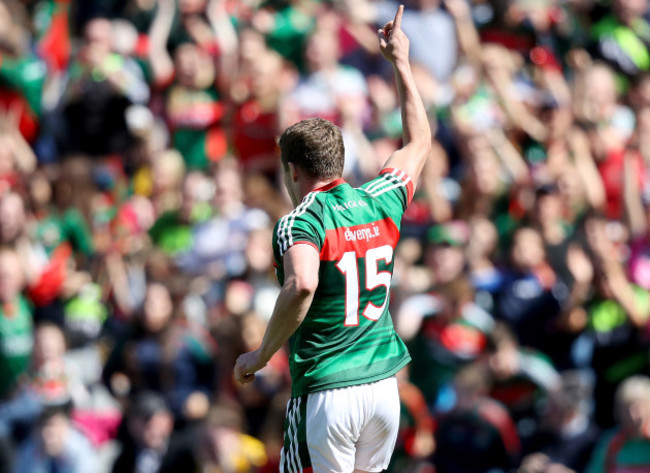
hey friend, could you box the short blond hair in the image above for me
[615,375,650,419]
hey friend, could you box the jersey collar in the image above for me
[313,178,346,192]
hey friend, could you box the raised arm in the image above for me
[624,149,647,238]
[206,0,238,92]
[444,0,482,67]
[148,0,175,86]
[379,5,431,186]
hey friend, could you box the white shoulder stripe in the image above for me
[363,173,400,195]
[370,181,408,197]
[364,169,411,196]
[366,169,402,192]
[278,191,318,256]
[276,213,291,255]
[364,173,394,193]
[277,194,311,253]
[370,175,406,196]
[284,192,317,253]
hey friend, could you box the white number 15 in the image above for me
[335,245,393,326]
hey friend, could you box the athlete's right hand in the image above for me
[234,349,265,384]
[378,4,409,65]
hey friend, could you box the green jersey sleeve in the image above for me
[0,56,46,115]
[359,168,414,220]
[273,192,325,259]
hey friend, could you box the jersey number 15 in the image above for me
[335,245,393,326]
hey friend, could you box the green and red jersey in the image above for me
[587,429,650,473]
[272,168,414,397]
[0,295,33,399]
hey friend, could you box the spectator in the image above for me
[111,391,176,473]
[0,248,33,401]
[486,322,561,441]
[102,281,216,419]
[523,371,601,473]
[147,0,231,171]
[232,42,294,179]
[404,276,493,408]
[158,400,267,473]
[466,215,504,313]
[586,375,650,473]
[496,226,564,355]
[250,0,316,72]
[12,402,96,473]
[63,17,149,156]
[583,212,650,428]
[589,0,650,81]
[0,1,46,145]
[434,363,521,473]
[174,163,270,277]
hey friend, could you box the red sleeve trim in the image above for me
[380,167,415,205]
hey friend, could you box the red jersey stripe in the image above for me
[320,217,400,261]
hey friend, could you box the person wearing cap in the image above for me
[398,222,495,409]
[425,220,469,287]
[111,391,175,473]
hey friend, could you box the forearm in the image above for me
[565,281,591,313]
[454,14,482,66]
[9,134,36,174]
[389,58,431,180]
[207,0,238,56]
[489,129,528,183]
[393,59,430,151]
[148,0,175,84]
[489,70,546,141]
[257,279,315,364]
[607,267,647,328]
[623,152,646,236]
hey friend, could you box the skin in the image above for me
[234,6,431,471]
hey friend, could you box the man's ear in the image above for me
[288,162,299,182]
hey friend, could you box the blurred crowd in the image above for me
[2,0,650,472]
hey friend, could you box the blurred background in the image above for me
[1,0,650,472]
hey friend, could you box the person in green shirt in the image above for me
[589,0,650,84]
[148,0,229,170]
[587,375,650,473]
[0,0,46,144]
[235,5,432,472]
[0,248,33,400]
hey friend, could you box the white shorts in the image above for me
[280,376,400,473]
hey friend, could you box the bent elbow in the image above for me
[292,274,319,297]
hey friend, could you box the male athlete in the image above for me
[234,5,431,472]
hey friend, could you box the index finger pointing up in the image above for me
[393,4,404,31]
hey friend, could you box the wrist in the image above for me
[257,346,272,367]
[392,57,411,71]
[454,12,473,23]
